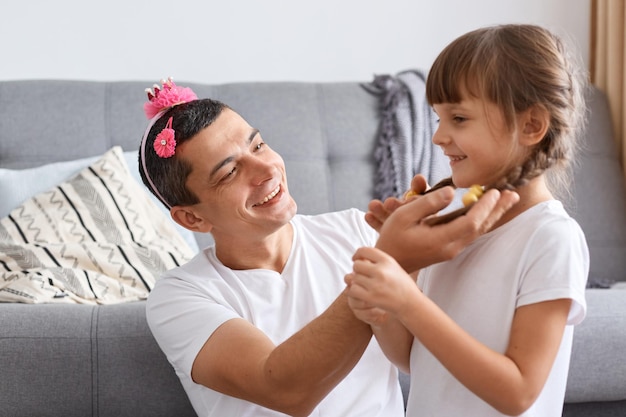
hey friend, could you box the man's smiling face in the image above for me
[176,108,297,240]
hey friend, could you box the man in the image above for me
[139,81,518,417]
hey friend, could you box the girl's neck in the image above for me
[490,175,553,231]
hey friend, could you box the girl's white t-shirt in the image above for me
[408,200,589,417]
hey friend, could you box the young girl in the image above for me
[345,24,589,416]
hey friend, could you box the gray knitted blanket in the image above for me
[364,69,450,200]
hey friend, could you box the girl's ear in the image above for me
[520,105,550,145]
[170,206,213,233]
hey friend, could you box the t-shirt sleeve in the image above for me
[516,217,589,325]
[146,274,240,378]
[349,208,379,247]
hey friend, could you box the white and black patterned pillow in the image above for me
[0,146,195,304]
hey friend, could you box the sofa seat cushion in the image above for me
[566,288,626,402]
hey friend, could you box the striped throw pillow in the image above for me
[0,146,195,304]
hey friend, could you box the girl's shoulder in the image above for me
[508,200,581,231]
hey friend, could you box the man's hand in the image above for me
[376,185,519,273]
[365,175,429,232]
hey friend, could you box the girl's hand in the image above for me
[344,273,388,326]
[346,247,420,317]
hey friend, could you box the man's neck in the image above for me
[214,223,294,273]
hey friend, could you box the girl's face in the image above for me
[432,94,526,188]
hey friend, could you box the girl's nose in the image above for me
[432,125,448,146]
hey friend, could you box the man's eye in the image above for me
[224,166,237,179]
[255,142,266,151]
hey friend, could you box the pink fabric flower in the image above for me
[153,117,176,158]
[143,78,198,119]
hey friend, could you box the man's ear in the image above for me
[170,206,213,233]
[520,105,550,146]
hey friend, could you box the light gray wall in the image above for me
[2,0,590,83]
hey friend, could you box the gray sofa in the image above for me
[0,79,624,417]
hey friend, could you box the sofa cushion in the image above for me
[0,150,199,252]
[0,146,195,304]
[565,288,626,402]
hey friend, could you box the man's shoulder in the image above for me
[293,208,377,245]
[293,208,366,227]
[150,249,215,292]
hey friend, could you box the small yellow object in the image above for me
[461,185,484,206]
[469,184,484,195]
[404,189,419,200]
[462,192,479,206]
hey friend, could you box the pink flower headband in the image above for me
[140,77,198,208]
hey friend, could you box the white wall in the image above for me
[2,0,590,83]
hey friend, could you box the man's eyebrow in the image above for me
[248,128,260,144]
[209,128,260,178]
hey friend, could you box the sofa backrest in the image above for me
[0,80,624,285]
[0,80,380,247]
[567,87,626,286]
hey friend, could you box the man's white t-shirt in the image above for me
[407,200,589,416]
[147,208,404,417]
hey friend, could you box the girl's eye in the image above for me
[453,116,467,123]
[255,141,266,151]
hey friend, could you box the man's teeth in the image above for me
[256,186,280,205]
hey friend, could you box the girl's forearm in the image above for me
[371,317,413,374]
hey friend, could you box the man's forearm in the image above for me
[263,289,372,414]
